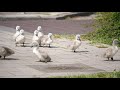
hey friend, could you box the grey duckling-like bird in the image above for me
[37,26,44,47]
[32,30,40,46]
[0,46,15,59]
[13,26,20,41]
[41,33,53,48]
[32,41,51,63]
[67,34,81,52]
[103,39,119,60]
[15,29,25,47]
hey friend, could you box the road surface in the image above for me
[0,19,94,34]
[0,25,120,78]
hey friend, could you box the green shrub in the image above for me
[83,12,120,46]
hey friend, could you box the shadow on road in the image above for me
[74,51,89,53]
[104,60,120,61]
[42,46,59,48]
[36,60,53,63]
[0,58,19,60]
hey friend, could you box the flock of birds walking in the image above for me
[0,25,120,63]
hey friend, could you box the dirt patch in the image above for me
[28,63,104,73]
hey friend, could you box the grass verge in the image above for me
[53,34,75,40]
[53,34,109,48]
[50,71,120,78]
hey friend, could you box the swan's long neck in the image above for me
[37,26,41,31]
[34,31,38,36]
[49,36,51,39]
[48,35,52,39]
[33,46,39,52]
[112,42,117,47]
[34,47,38,50]
[77,38,81,41]
[16,30,19,33]
[20,33,24,35]
[112,43,118,51]
[38,30,42,32]
[16,28,19,31]
[76,37,81,41]
[34,34,37,36]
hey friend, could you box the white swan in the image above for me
[67,34,81,52]
[103,39,119,60]
[32,41,51,63]
[37,26,44,46]
[15,29,25,47]
[41,33,53,47]
[0,46,15,59]
[31,30,40,46]
[13,26,20,41]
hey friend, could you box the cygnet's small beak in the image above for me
[31,45,33,48]
[77,38,81,41]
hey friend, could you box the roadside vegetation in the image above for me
[54,34,75,40]
[54,12,120,48]
[81,12,120,46]
[52,12,120,78]
[51,71,120,78]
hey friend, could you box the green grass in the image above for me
[81,32,120,47]
[53,34,107,48]
[53,34,75,40]
[81,12,120,47]
[53,34,87,41]
[50,71,120,78]
[53,34,118,48]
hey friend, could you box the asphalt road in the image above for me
[0,19,94,34]
[0,23,120,78]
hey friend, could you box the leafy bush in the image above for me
[83,12,120,45]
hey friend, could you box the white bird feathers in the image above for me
[10,25,120,63]
[32,26,44,47]
[103,39,119,60]
[15,29,25,46]
[32,41,51,63]
[37,26,44,46]
[13,26,20,41]
[67,34,81,52]
[32,30,40,45]
[41,33,53,47]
